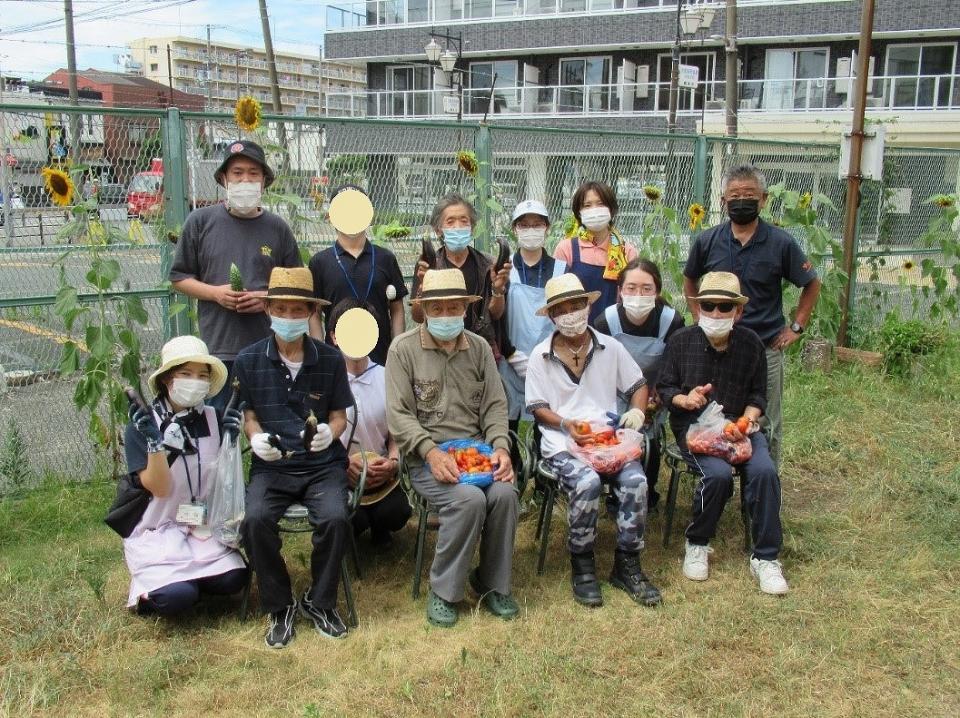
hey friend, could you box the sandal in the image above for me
[469,569,519,620]
[427,590,458,627]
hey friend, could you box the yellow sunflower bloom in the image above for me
[902,260,915,271]
[456,150,478,177]
[688,203,706,230]
[41,166,75,207]
[643,184,662,202]
[235,95,262,131]
[932,194,955,209]
[798,191,812,209]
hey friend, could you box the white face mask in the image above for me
[227,181,262,216]
[580,206,611,231]
[554,307,590,338]
[169,377,210,408]
[699,314,735,340]
[516,226,547,251]
[622,294,657,324]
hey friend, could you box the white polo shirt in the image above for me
[525,328,645,459]
[341,362,389,456]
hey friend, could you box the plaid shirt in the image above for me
[657,325,767,442]
[234,335,353,472]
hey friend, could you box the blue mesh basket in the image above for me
[437,439,495,487]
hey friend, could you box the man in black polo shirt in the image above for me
[658,272,788,596]
[235,267,354,648]
[308,186,408,366]
[683,164,821,466]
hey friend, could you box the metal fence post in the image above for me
[161,107,191,339]
[475,123,493,255]
[693,134,708,206]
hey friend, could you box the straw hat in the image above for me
[694,271,749,305]
[266,267,329,305]
[536,274,601,316]
[148,335,228,397]
[411,268,481,304]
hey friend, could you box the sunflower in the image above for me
[456,150,478,177]
[902,260,915,271]
[688,203,706,230]
[932,194,955,208]
[643,184,662,202]
[234,95,262,131]
[41,166,74,207]
[798,191,812,209]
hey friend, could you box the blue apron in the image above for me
[569,238,619,324]
[498,260,567,421]
[604,303,675,417]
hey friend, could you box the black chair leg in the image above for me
[662,464,681,548]
[536,483,556,576]
[348,530,362,580]
[341,557,358,628]
[412,506,428,600]
[534,486,548,540]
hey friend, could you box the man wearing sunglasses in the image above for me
[658,272,788,596]
[682,164,821,468]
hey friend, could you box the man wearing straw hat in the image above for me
[386,269,519,628]
[658,272,788,595]
[170,140,302,410]
[525,273,661,608]
[233,267,355,647]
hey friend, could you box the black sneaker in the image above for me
[265,604,297,649]
[299,591,348,639]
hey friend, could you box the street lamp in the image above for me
[424,29,463,122]
[667,3,713,133]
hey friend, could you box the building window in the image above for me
[884,43,956,109]
[468,61,519,114]
[386,65,432,116]
[761,48,829,110]
[435,0,464,21]
[655,52,716,111]
[150,63,159,72]
[149,45,158,54]
[558,56,612,113]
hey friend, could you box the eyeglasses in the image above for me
[698,301,735,313]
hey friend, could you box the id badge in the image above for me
[176,502,206,527]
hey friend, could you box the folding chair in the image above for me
[403,430,529,600]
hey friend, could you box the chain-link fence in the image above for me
[1,103,958,484]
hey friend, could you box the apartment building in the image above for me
[127,35,366,118]
[322,0,960,146]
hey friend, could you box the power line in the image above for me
[0,0,198,36]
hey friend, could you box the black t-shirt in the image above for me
[513,251,556,289]
[593,303,685,340]
[308,239,408,366]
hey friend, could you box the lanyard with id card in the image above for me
[175,450,206,527]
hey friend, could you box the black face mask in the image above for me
[727,198,760,225]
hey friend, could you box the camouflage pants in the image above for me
[545,452,648,554]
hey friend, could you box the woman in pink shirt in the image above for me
[553,181,638,323]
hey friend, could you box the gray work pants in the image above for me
[410,464,519,602]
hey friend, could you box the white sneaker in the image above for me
[750,557,790,595]
[682,541,712,581]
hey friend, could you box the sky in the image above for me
[0,0,335,82]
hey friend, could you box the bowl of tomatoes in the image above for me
[437,439,496,487]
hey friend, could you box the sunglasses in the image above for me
[699,301,736,313]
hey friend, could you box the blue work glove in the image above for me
[605,411,620,428]
[605,409,646,431]
[222,402,246,442]
[129,403,163,453]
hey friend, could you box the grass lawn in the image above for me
[2,351,959,718]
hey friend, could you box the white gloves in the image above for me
[618,408,646,431]
[305,423,333,452]
[507,350,529,379]
[251,432,282,462]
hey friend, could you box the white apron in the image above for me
[604,304,675,418]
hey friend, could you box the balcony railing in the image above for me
[326,0,821,30]
[322,73,960,118]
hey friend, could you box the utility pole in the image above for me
[235,50,242,100]
[837,0,876,347]
[63,0,81,162]
[259,0,289,169]
[666,1,683,133]
[166,44,174,106]
[724,0,738,136]
[205,25,213,112]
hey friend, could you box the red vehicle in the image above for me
[126,157,223,219]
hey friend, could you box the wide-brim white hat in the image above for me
[536,273,601,316]
[148,335,228,397]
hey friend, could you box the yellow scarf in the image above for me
[601,228,628,281]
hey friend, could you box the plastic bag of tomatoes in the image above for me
[566,421,645,475]
[437,439,496,488]
[684,401,753,465]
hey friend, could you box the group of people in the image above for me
[118,140,820,648]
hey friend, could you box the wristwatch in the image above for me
[790,321,804,334]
